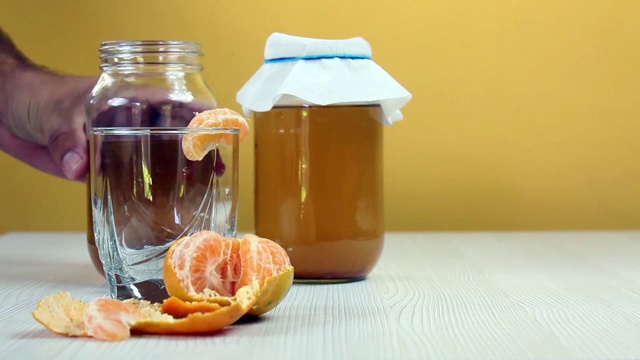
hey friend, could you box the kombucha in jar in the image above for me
[254,105,384,282]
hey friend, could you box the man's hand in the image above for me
[0,28,96,181]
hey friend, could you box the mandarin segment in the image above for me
[236,234,294,315]
[85,298,147,341]
[237,234,293,288]
[182,108,249,161]
[189,108,250,142]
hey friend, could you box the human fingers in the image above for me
[0,123,67,179]
[47,125,88,181]
[39,75,94,181]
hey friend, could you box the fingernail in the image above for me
[62,151,83,179]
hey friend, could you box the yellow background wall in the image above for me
[1,0,639,234]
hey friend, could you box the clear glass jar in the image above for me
[85,41,218,276]
[254,104,385,282]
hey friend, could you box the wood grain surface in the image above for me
[1,231,639,359]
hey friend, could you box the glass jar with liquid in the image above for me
[85,40,218,276]
[237,32,411,283]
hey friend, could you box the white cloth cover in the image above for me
[236,33,412,125]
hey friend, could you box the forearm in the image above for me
[0,27,36,70]
[0,28,30,124]
[0,27,53,143]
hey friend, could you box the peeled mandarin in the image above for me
[163,231,294,315]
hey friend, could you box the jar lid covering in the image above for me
[236,33,412,125]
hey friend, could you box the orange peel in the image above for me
[132,284,258,335]
[32,292,88,337]
[32,285,259,341]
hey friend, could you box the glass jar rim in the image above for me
[99,40,204,69]
[100,40,202,56]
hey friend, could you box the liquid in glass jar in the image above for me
[86,101,214,276]
[254,105,384,282]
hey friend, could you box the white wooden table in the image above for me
[1,231,639,359]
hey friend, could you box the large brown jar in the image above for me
[237,32,411,283]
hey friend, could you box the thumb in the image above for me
[48,128,89,181]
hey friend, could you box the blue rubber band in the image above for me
[265,53,371,64]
